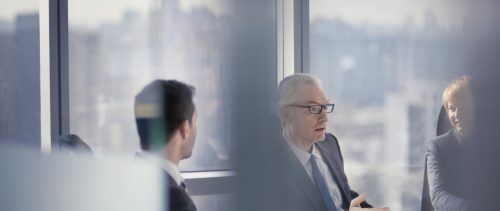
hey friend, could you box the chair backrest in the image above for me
[436,106,453,136]
[421,106,453,211]
[58,134,93,156]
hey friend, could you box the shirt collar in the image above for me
[287,141,319,167]
[310,144,323,160]
[161,159,183,186]
[135,150,183,186]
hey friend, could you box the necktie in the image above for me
[310,155,338,211]
[180,181,189,193]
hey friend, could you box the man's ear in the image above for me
[179,120,191,141]
[278,107,289,121]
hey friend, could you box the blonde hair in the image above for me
[276,73,323,111]
[442,75,472,110]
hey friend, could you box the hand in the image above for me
[349,193,390,211]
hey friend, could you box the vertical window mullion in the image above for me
[39,0,69,153]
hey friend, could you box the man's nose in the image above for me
[319,110,328,122]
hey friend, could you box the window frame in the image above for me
[40,0,69,153]
[276,0,309,83]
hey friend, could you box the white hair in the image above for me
[276,73,324,111]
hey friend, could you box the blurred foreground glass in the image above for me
[0,147,164,211]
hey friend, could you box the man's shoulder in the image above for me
[317,133,340,149]
[325,133,339,143]
[164,174,185,200]
[315,133,343,162]
[166,174,197,211]
[166,174,179,188]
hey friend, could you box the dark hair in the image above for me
[135,80,195,151]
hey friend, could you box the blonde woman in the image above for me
[426,76,474,211]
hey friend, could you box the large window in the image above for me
[68,0,233,172]
[3,0,476,210]
[0,1,40,148]
[310,0,464,210]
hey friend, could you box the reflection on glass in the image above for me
[0,1,40,147]
[68,0,233,171]
[310,1,465,210]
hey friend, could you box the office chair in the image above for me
[58,134,93,156]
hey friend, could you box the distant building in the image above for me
[0,30,15,141]
[12,13,39,147]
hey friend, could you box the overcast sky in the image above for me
[1,0,461,27]
[0,0,229,27]
[310,0,462,27]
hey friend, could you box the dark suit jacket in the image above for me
[166,173,197,211]
[426,129,472,211]
[274,133,371,211]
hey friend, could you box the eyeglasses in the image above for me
[287,104,335,114]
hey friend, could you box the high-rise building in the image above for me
[0,30,15,142]
[13,13,40,147]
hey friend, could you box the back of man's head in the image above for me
[135,79,196,151]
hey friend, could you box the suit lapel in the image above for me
[279,140,327,211]
[292,157,328,211]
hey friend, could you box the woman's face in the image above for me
[446,94,474,137]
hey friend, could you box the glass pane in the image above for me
[68,0,233,171]
[0,1,40,148]
[310,1,464,210]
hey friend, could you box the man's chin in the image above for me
[314,134,326,142]
[182,152,193,160]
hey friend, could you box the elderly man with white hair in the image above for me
[275,73,389,211]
